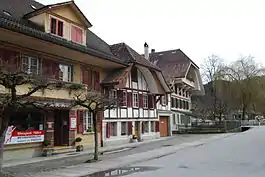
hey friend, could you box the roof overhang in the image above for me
[23,1,92,28]
[0,27,125,69]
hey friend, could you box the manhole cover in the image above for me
[86,166,159,177]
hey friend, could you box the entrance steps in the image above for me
[51,146,76,155]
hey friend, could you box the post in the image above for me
[92,111,99,160]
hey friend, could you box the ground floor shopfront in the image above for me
[3,108,100,161]
[102,119,160,146]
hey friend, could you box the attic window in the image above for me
[3,11,11,16]
[172,51,176,54]
[159,53,163,56]
[31,5,37,10]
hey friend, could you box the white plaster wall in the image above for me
[104,110,109,118]
[110,109,117,118]
[144,110,148,117]
[121,109,127,118]
[133,109,139,118]
[128,108,133,118]
[150,110,155,117]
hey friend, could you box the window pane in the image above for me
[58,21,63,37]
[121,122,127,136]
[51,18,57,34]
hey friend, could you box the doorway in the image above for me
[54,110,69,146]
[159,116,169,137]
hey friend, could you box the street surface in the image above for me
[123,127,265,177]
[3,134,216,177]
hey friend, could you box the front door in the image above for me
[54,110,69,146]
[135,121,140,137]
[159,116,169,137]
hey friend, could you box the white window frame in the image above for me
[161,95,166,105]
[133,93,139,108]
[59,64,72,82]
[84,111,93,133]
[49,15,65,37]
[109,90,117,99]
[21,55,40,75]
[143,94,148,108]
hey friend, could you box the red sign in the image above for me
[4,126,45,145]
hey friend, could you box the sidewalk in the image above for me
[34,133,236,177]
[3,136,173,168]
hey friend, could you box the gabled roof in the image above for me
[23,1,92,28]
[110,43,160,71]
[149,49,199,79]
[0,0,124,65]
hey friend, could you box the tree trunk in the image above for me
[242,105,246,121]
[0,123,8,173]
[92,111,98,161]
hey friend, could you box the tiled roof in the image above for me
[149,49,198,79]
[101,65,132,85]
[110,43,160,70]
[0,0,125,65]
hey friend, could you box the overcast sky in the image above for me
[39,0,265,66]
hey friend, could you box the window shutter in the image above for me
[155,121,160,132]
[106,123,110,138]
[94,71,100,91]
[142,122,145,134]
[71,26,77,42]
[77,110,84,134]
[139,94,143,108]
[82,68,89,85]
[128,121,132,135]
[148,95,154,108]
[127,92,132,107]
[117,90,123,106]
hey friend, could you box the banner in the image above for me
[4,126,45,145]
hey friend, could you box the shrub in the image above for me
[43,139,51,147]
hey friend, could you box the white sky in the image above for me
[39,0,265,66]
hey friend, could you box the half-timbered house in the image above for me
[101,43,171,145]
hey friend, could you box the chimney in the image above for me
[144,42,149,60]
[151,49,155,54]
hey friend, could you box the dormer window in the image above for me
[71,25,83,44]
[50,17,63,37]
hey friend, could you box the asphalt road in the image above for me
[3,134,216,177]
[123,127,265,177]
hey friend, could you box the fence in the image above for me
[241,120,265,126]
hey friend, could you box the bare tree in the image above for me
[195,55,227,121]
[222,56,264,120]
[0,60,68,173]
[72,89,118,161]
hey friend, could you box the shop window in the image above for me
[121,122,128,136]
[59,64,72,82]
[9,111,44,131]
[151,121,155,132]
[84,111,93,133]
[110,122,117,136]
[143,121,149,133]
[21,55,40,75]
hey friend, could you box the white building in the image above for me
[149,49,205,133]
[101,43,171,146]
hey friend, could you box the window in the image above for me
[131,67,138,82]
[59,64,72,82]
[133,93,139,107]
[21,55,40,75]
[84,111,93,133]
[143,95,148,108]
[161,95,166,105]
[109,90,117,99]
[144,121,149,133]
[71,26,83,44]
[121,122,128,136]
[110,122,117,136]
[151,121,155,132]
[122,91,127,106]
[50,17,63,37]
